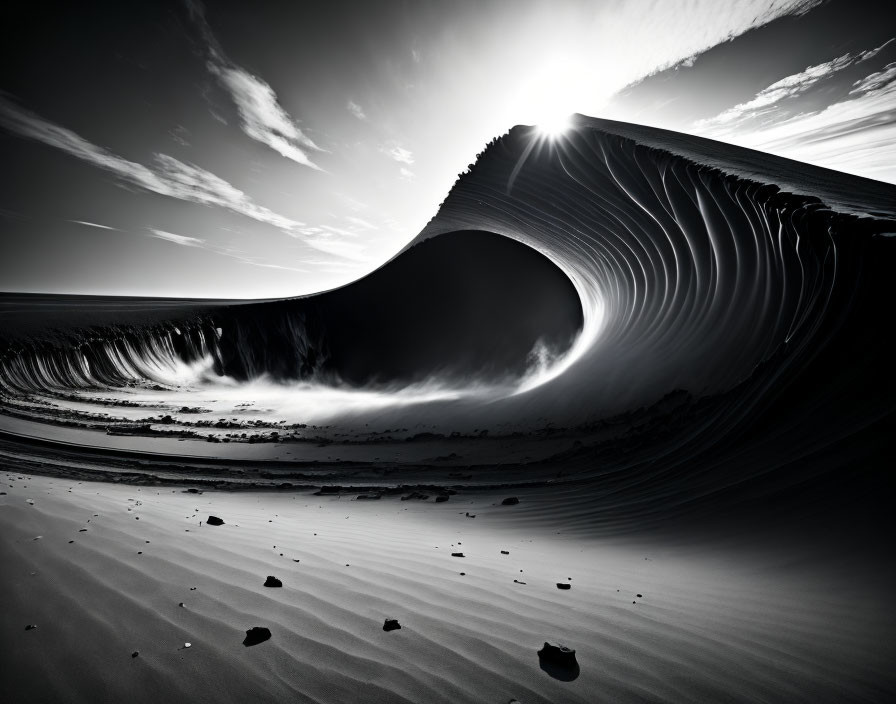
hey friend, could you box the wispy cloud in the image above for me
[69,220,119,231]
[146,228,310,272]
[0,94,365,256]
[186,0,323,170]
[149,228,205,247]
[345,216,379,231]
[696,39,894,131]
[399,167,415,180]
[691,45,896,183]
[850,60,896,95]
[381,144,414,165]
[347,100,366,120]
[302,236,367,260]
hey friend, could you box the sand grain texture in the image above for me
[2,474,893,703]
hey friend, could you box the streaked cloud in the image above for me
[186,0,323,170]
[0,94,361,256]
[69,220,119,231]
[850,60,896,94]
[399,167,415,180]
[347,100,366,120]
[345,216,378,231]
[696,40,894,131]
[148,228,205,247]
[303,236,367,260]
[692,45,896,183]
[382,145,414,164]
[145,230,313,272]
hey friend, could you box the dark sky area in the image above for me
[1,0,893,297]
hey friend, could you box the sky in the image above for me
[1,0,894,298]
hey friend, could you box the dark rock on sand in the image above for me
[243,626,272,646]
[539,642,577,665]
[25,624,37,630]
[538,642,580,681]
[131,651,139,658]
[556,583,571,590]
[356,493,381,500]
[383,619,401,632]
[502,497,520,505]
[501,550,509,555]
[263,576,282,587]
[451,552,465,557]
[401,492,430,501]
[206,515,225,526]
[435,495,449,503]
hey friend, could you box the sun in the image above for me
[537,112,572,139]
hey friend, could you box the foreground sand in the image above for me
[2,473,893,703]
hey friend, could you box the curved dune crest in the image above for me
[0,115,894,508]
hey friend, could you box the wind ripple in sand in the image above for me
[2,476,893,703]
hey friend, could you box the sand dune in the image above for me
[2,117,894,701]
